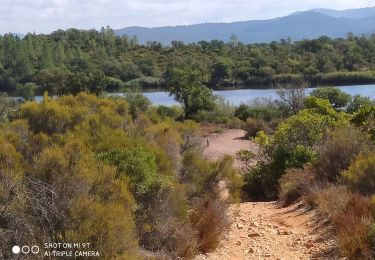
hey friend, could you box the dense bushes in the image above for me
[243,105,336,199]
[231,84,375,259]
[314,125,372,182]
[242,118,270,137]
[342,154,375,196]
[305,185,374,259]
[234,102,279,122]
[310,87,351,110]
[0,93,240,259]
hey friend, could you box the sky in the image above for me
[1,0,375,34]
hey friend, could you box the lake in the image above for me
[34,84,375,105]
[141,84,375,106]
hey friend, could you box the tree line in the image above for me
[1,28,375,97]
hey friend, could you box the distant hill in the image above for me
[308,6,375,19]
[115,7,375,44]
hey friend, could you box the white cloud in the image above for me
[0,0,374,34]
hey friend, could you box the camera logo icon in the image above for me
[12,245,40,255]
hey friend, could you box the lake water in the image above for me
[141,84,375,106]
[34,84,375,105]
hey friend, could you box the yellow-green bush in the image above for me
[0,93,241,258]
[315,125,372,182]
[342,154,375,196]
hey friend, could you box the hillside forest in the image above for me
[2,27,375,97]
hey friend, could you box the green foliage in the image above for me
[33,67,69,95]
[236,150,255,163]
[166,60,215,118]
[98,147,167,196]
[243,103,338,199]
[243,118,270,137]
[210,59,233,86]
[304,96,340,118]
[313,71,375,85]
[310,87,352,110]
[0,93,241,258]
[16,82,36,101]
[122,91,151,119]
[314,125,372,182]
[124,76,162,89]
[234,102,279,122]
[181,152,241,200]
[342,154,375,196]
[352,105,375,140]
[0,92,17,122]
[154,105,183,120]
[347,94,373,113]
[192,96,235,123]
[2,32,375,95]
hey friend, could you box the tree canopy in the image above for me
[1,30,375,96]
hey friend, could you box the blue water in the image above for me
[142,84,375,106]
[34,84,375,106]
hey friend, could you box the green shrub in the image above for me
[243,118,270,137]
[123,91,152,119]
[192,96,235,124]
[181,152,241,201]
[342,154,375,196]
[155,105,183,119]
[310,87,351,110]
[314,125,372,182]
[234,103,279,122]
[242,107,337,200]
[98,147,167,196]
[243,161,283,200]
[347,94,373,113]
[16,82,37,101]
[226,117,244,129]
[352,105,375,140]
[124,76,163,89]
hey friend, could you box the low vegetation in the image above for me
[0,93,242,259]
[235,87,375,258]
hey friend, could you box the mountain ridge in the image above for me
[115,7,375,44]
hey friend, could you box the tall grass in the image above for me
[312,71,375,85]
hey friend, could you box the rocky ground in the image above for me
[196,129,338,260]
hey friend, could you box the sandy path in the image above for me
[197,129,336,260]
[203,129,258,168]
[196,202,335,260]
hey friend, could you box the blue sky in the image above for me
[1,0,374,34]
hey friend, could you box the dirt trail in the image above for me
[203,129,258,168]
[197,129,335,260]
